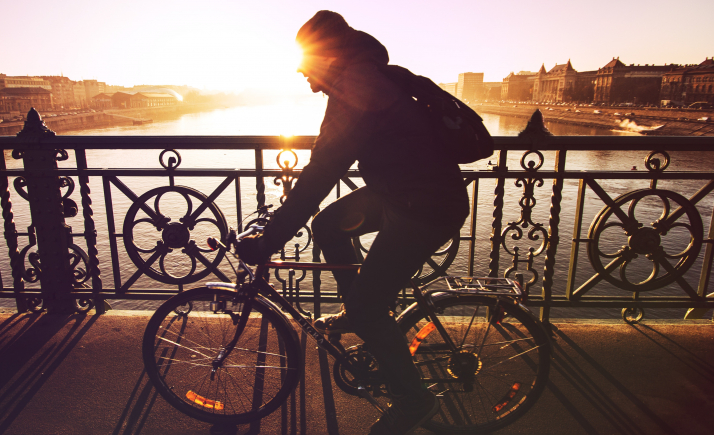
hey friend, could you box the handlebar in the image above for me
[236,224,264,240]
[207,222,265,253]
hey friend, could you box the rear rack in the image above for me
[443,276,523,297]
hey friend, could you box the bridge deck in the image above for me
[0,311,712,434]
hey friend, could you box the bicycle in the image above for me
[142,207,551,434]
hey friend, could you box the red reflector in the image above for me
[186,390,224,410]
[409,322,436,356]
[492,382,522,413]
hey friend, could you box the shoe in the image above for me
[368,390,440,435]
[313,307,352,334]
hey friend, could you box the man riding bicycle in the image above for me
[237,11,471,434]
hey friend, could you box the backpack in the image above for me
[381,65,494,164]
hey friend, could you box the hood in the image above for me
[318,30,389,94]
[338,29,389,67]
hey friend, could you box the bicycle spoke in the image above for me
[478,344,543,373]
[459,305,481,349]
[156,336,213,359]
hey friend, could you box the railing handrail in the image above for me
[1,134,713,151]
[1,168,713,181]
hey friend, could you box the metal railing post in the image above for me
[15,109,76,313]
[0,147,26,312]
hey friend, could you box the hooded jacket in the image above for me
[264,30,469,250]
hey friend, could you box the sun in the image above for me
[267,42,304,76]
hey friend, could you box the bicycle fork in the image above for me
[209,293,254,379]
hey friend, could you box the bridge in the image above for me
[0,108,712,322]
[0,108,712,434]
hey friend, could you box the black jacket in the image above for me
[264,31,469,250]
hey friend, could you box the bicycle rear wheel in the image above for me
[398,294,550,434]
[142,287,301,425]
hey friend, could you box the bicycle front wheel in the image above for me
[398,294,550,434]
[142,287,301,425]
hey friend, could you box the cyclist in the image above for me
[237,10,470,434]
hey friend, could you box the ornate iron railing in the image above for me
[0,109,712,322]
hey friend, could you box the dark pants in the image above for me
[311,187,461,395]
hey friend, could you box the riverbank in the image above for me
[0,103,229,135]
[474,103,714,136]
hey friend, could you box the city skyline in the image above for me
[1,0,712,97]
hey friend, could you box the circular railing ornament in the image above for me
[587,189,703,292]
[123,186,228,285]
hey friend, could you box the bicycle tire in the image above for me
[142,287,301,425]
[398,294,550,434]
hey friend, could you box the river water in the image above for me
[1,104,711,319]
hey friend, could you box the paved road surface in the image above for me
[0,310,712,435]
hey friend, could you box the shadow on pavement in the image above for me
[111,368,162,435]
[549,325,679,435]
[0,312,97,433]
[633,324,714,381]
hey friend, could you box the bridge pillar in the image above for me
[15,108,77,314]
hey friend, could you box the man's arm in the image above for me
[262,95,367,252]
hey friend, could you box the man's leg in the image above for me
[311,187,383,297]
[344,205,460,396]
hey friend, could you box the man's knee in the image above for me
[344,293,392,336]
[311,209,339,247]
[312,208,368,247]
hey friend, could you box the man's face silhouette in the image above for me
[297,55,337,93]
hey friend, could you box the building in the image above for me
[111,92,133,109]
[568,70,597,103]
[0,75,52,91]
[593,58,676,105]
[660,58,714,106]
[531,61,599,104]
[482,82,502,101]
[0,87,53,113]
[91,93,114,110]
[501,71,537,101]
[73,81,87,108]
[91,91,180,109]
[129,92,179,107]
[83,80,106,103]
[533,61,578,103]
[456,73,484,102]
[41,76,76,109]
[439,83,458,97]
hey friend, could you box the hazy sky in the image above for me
[1,0,712,96]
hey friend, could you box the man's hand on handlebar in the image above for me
[235,234,273,265]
